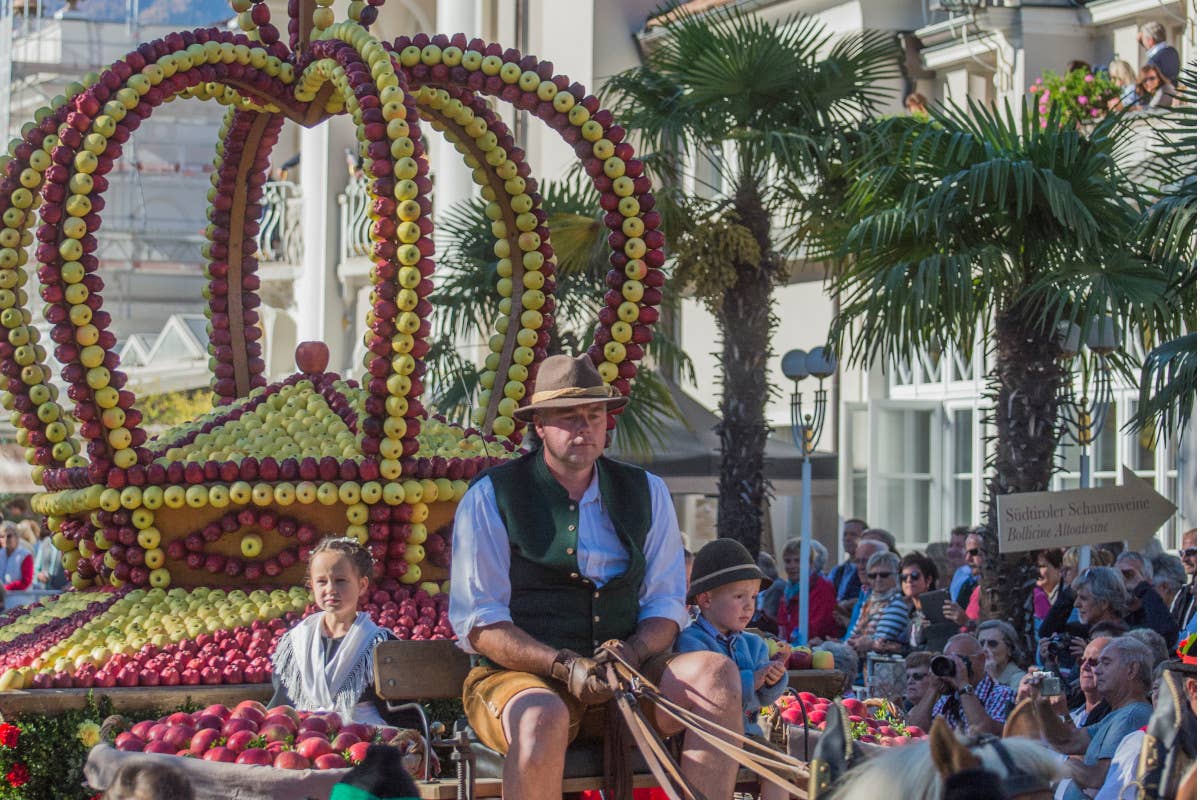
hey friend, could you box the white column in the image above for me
[432,0,483,230]
[296,123,343,366]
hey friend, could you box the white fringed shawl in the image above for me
[272,612,388,723]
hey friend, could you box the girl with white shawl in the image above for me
[270,537,392,725]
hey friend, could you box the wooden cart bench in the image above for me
[373,640,765,800]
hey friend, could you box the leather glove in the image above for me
[548,649,613,705]
[593,638,647,670]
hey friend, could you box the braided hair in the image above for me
[310,536,374,579]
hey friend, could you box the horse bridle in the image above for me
[967,734,1047,798]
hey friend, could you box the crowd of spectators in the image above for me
[755,513,1196,800]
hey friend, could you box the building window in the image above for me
[951,407,976,527]
[872,404,938,545]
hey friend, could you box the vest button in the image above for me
[593,616,600,622]
[593,592,600,599]
[566,547,575,555]
[569,504,576,511]
[567,524,576,532]
[570,572,579,579]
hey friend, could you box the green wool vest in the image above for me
[485,450,652,656]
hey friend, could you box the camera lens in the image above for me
[930,655,956,678]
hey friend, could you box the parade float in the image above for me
[0,0,917,792]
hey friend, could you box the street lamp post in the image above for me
[1057,317,1120,571]
[781,346,836,645]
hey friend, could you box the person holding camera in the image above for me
[907,633,1016,736]
[1018,636,1114,729]
[1023,636,1154,800]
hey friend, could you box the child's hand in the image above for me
[771,641,792,661]
[757,660,787,688]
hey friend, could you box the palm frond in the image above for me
[1129,332,1196,442]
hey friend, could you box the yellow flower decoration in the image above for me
[77,720,101,749]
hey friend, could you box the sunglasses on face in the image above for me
[868,572,894,580]
[1080,657,1099,669]
[901,572,924,583]
[1181,548,1196,559]
[979,639,1003,649]
[966,548,981,557]
[907,672,928,682]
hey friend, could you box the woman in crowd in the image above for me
[898,552,945,649]
[977,619,1027,692]
[777,538,839,643]
[1038,546,1114,643]
[1107,59,1139,109]
[846,551,909,656]
[1138,64,1175,108]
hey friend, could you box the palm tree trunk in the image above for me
[714,187,777,555]
[979,303,1066,635]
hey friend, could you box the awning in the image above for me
[609,379,836,496]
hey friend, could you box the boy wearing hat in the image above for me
[677,538,791,737]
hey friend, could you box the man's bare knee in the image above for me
[666,651,740,699]
[503,689,571,753]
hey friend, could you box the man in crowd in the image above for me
[1,521,33,592]
[1171,529,1196,632]
[836,539,888,636]
[828,518,866,602]
[1114,550,1178,644]
[946,526,974,607]
[945,529,986,628]
[903,651,934,713]
[1028,636,1155,800]
[907,633,1015,736]
[1139,21,1179,84]
[861,528,897,555]
[449,354,742,800]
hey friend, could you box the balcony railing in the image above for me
[257,180,303,265]
[338,175,374,264]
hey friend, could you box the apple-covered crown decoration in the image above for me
[0,0,665,592]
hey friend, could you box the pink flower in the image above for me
[1035,77,1043,85]
[1039,104,1049,114]
[1084,74,1094,82]
[1077,95,1089,105]
[1090,108,1100,117]
[1040,119,1048,129]
[1042,90,1051,102]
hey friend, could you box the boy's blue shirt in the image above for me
[675,613,786,736]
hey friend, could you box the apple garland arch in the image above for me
[1,3,666,594]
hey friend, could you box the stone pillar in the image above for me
[432,0,483,229]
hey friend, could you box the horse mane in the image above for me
[829,723,1066,800]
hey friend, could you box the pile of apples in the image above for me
[112,700,424,773]
[0,578,455,691]
[774,693,925,747]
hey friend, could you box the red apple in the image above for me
[295,736,335,761]
[144,740,176,754]
[114,733,145,752]
[330,731,360,751]
[225,729,257,753]
[274,751,311,770]
[295,341,330,374]
[314,752,347,770]
[222,717,257,738]
[202,746,238,763]
[236,748,274,766]
[189,728,222,755]
[347,741,372,764]
[260,722,294,743]
[130,721,155,740]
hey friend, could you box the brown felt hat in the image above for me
[512,353,628,423]
[688,538,771,601]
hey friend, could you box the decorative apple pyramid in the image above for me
[0,0,664,691]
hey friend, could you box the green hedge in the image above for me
[0,695,169,800]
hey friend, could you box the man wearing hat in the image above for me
[449,354,743,800]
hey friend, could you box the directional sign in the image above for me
[997,467,1177,553]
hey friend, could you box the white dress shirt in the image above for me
[449,463,689,654]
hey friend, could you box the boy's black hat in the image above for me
[688,538,770,601]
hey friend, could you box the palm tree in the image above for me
[601,8,898,554]
[1130,76,1196,440]
[429,175,691,456]
[818,101,1183,631]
